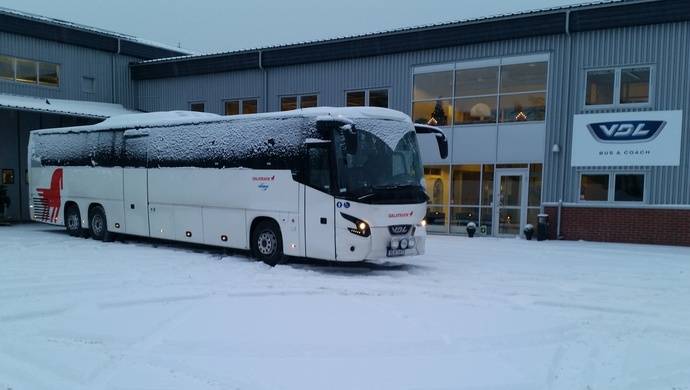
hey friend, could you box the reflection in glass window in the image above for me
[242,99,258,114]
[346,91,365,106]
[500,62,548,93]
[614,174,644,202]
[451,165,481,205]
[455,66,498,96]
[369,89,389,108]
[480,206,492,235]
[450,207,479,234]
[580,174,609,201]
[38,62,58,86]
[0,56,14,80]
[585,70,615,106]
[620,68,650,104]
[454,96,497,124]
[224,100,240,116]
[412,100,452,126]
[15,59,37,84]
[499,92,546,122]
[413,71,453,100]
[424,166,450,205]
[281,96,298,111]
[300,95,318,108]
[481,165,494,206]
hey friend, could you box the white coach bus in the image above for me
[28,107,447,265]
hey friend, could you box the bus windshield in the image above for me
[333,120,427,204]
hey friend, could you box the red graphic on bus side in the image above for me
[36,168,63,222]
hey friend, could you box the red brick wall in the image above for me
[543,206,690,246]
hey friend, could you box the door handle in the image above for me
[320,217,327,224]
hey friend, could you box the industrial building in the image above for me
[2,0,690,245]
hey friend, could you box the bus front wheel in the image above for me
[251,220,285,266]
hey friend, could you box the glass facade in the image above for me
[423,163,543,236]
[414,58,547,126]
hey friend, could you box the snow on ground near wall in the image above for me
[1,224,689,390]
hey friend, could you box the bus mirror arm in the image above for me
[414,124,448,159]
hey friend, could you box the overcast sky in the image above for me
[3,0,587,54]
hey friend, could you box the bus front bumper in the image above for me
[336,226,427,262]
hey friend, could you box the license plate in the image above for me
[387,248,406,257]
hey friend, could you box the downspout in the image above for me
[259,50,267,112]
[556,10,572,239]
[111,39,121,104]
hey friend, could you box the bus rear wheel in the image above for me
[251,220,285,266]
[89,205,112,242]
[65,204,82,237]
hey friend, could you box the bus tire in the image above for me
[65,204,82,237]
[89,205,112,242]
[251,220,285,266]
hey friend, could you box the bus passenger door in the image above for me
[123,168,150,236]
[303,143,336,260]
[122,131,150,237]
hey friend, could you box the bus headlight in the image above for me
[341,213,371,237]
[400,238,409,249]
[408,238,416,248]
[390,238,399,249]
[419,219,427,227]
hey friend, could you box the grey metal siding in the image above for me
[135,21,690,207]
[0,31,139,108]
[549,22,690,205]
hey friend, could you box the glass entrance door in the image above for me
[494,169,528,236]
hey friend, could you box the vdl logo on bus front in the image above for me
[587,120,666,143]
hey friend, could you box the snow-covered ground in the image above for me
[1,224,689,390]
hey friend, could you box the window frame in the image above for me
[578,171,647,204]
[583,65,653,109]
[189,101,206,112]
[280,93,319,111]
[345,88,390,108]
[0,54,60,88]
[223,97,259,115]
[411,53,549,127]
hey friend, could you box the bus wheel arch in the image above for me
[250,217,285,266]
[88,203,112,242]
[64,201,83,237]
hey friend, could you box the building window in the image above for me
[15,59,37,84]
[190,102,205,112]
[580,173,645,202]
[0,56,14,80]
[614,174,644,202]
[580,174,609,201]
[0,54,59,87]
[413,56,547,126]
[585,66,651,107]
[620,68,650,104]
[224,99,258,116]
[38,62,59,87]
[281,94,318,111]
[346,89,389,108]
[424,165,450,233]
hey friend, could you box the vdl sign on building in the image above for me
[571,110,683,166]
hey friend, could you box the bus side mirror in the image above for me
[315,115,358,154]
[414,124,448,159]
[343,125,358,154]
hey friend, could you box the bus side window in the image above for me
[306,145,332,193]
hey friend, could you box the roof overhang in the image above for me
[0,93,139,119]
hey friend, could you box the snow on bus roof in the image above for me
[32,107,411,135]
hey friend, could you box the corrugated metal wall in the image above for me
[0,31,138,108]
[136,21,690,206]
[553,22,690,205]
